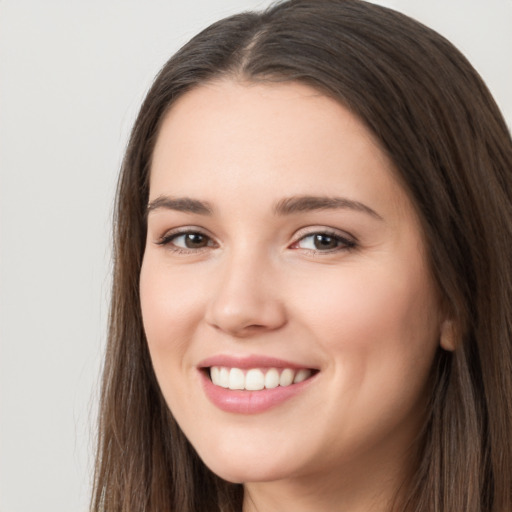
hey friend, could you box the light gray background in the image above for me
[1,1,510,511]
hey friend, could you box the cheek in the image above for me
[139,255,211,428]
[139,254,205,374]
[298,260,437,339]
[293,260,440,398]
[287,263,440,461]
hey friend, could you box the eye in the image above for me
[156,230,216,251]
[292,231,356,252]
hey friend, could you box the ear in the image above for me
[439,319,456,352]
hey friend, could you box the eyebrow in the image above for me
[147,196,213,215]
[274,195,382,219]
[146,194,382,220]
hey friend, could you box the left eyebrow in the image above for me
[146,195,213,215]
[273,195,383,220]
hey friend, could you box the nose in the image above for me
[204,250,287,337]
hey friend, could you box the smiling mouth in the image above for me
[206,366,317,391]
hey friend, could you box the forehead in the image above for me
[149,79,411,219]
[153,79,379,159]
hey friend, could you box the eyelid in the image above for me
[154,226,218,250]
[152,225,357,254]
[290,226,357,252]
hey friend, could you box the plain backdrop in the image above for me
[0,1,510,511]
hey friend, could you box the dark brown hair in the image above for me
[91,1,512,510]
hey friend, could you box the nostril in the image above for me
[204,282,287,336]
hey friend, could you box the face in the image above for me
[140,80,444,488]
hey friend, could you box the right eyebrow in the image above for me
[273,194,382,220]
[146,195,213,215]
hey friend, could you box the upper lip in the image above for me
[198,354,317,370]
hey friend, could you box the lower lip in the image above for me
[200,370,316,414]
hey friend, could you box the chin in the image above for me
[199,447,297,484]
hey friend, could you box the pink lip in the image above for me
[198,354,318,414]
[198,354,314,370]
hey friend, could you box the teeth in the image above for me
[229,368,245,390]
[264,368,280,389]
[219,367,229,388]
[209,366,313,390]
[211,366,220,384]
[293,369,311,383]
[279,368,294,387]
[245,369,265,390]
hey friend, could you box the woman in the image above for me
[91,1,512,510]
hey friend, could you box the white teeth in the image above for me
[229,368,245,390]
[209,366,314,390]
[279,368,294,387]
[245,369,265,390]
[211,366,220,384]
[264,368,280,389]
[293,369,312,383]
[219,367,229,388]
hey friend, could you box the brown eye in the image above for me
[312,234,339,250]
[182,233,209,248]
[157,231,214,250]
[293,231,356,252]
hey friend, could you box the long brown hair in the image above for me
[91,1,512,510]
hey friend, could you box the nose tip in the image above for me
[204,263,287,337]
[207,300,286,337]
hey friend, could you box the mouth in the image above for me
[206,366,317,391]
[198,355,319,413]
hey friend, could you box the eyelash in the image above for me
[155,228,357,254]
[291,229,357,253]
[156,229,215,254]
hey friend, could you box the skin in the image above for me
[140,80,447,512]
